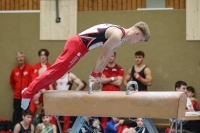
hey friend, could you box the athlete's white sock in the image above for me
[21,88,30,110]
[21,98,30,110]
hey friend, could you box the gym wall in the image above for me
[0,10,200,119]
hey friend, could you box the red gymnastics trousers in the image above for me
[21,35,89,109]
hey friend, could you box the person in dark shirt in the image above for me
[123,51,152,91]
[79,117,104,133]
[13,109,34,133]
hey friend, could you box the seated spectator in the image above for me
[33,112,43,129]
[35,112,57,133]
[175,81,200,133]
[120,118,148,133]
[79,117,104,133]
[175,81,194,112]
[134,118,149,133]
[186,86,198,111]
[105,117,119,133]
[115,118,136,133]
[13,109,34,133]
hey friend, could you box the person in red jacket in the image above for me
[21,22,150,110]
[28,49,54,122]
[101,52,124,91]
[10,52,32,129]
[100,52,124,129]
[186,86,198,111]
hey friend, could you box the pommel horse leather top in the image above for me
[43,91,187,119]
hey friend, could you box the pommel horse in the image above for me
[43,81,187,133]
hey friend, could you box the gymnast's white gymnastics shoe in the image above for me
[21,98,30,110]
[21,87,30,110]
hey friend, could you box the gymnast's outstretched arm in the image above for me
[92,28,122,75]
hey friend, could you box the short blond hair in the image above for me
[134,22,150,42]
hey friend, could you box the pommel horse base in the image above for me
[43,82,187,133]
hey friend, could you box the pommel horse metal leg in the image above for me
[126,81,159,133]
[143,118,159,133]
[54,116,62,133]
[69,116,86,133]
[169,119,183,133]
[169,119,176,133]
[175,120,178,133]
[180,120,183,133]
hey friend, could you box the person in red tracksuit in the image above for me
[10,52,32,129]
[21,22,150,110]
[100,52,124,130]
[28,49,54,123]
